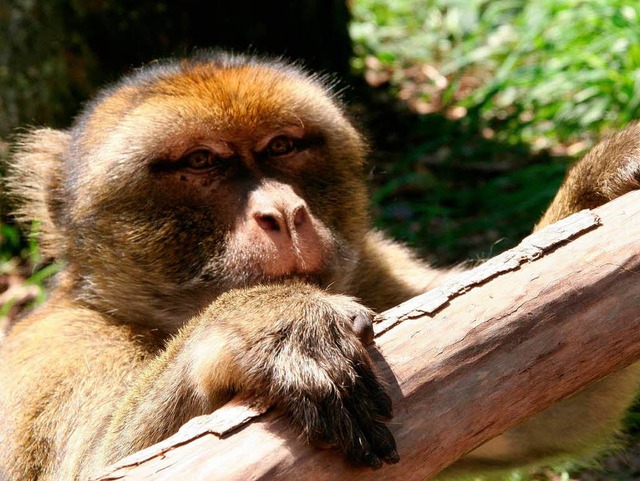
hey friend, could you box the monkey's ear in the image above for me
[6,128,70,259]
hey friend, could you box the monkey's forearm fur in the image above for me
[3,52,640,481]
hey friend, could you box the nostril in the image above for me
[292,206,307,228]
[255,213,281,232]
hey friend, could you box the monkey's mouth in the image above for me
[232,268,328,290]
[193,260,330,290]
[196,234,358,295]
[259,272,325,286]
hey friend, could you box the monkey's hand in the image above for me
[188,283,399,469]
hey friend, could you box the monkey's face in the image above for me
[63,57,370,327]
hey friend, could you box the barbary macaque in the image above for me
[2,52,640,480]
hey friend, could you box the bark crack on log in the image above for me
[373,209,601,336]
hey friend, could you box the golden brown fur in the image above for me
[2,52,640,480]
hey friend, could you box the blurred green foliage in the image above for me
[364,109,567,264]
[351,0,640,264]
[352,0,640,144]
[0,221,58,318]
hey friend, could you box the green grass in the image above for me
[352,0,640,145]
[1,221,58,316]
[349,0,640,264]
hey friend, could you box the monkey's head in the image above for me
[8,53,371,328]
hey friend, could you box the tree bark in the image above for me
[94,190,640,481]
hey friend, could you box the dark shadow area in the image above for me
[350,85,570,266]
[0,0,351,137]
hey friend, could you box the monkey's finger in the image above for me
[368,380,394,420]
[339,402,398,467]
[297,395,384,469]
[341,422,384,469]
[342,387,399,465]
[287,395,340,450]
[350,311,374,346]
[352,360,394,420]
[366,422,400,464]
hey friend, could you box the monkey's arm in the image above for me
[94,283,397,472]
[0,300,159,481]
[536,121,640,229]
[1,285,397,479]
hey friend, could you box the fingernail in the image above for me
[364,452,383,469]
[385,450,400,464]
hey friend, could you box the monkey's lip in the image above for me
[258,271,325,286]
[198,262,330,290]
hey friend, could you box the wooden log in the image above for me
[94,190,640,481]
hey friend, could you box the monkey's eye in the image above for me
[266,136,295,157]
[185,150,216,170]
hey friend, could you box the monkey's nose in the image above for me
[253,205,308,238]
[254,211,285,233]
